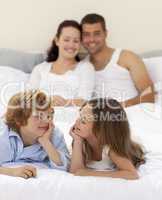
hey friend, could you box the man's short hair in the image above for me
[81,13,106,31]
[5,90,52,132]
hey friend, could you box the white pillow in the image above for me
[125,103,162,153]
[0,66,29,116]
[143,56,162,83]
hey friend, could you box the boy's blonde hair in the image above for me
[5,90,52,132]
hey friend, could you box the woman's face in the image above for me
[56,27,81,59]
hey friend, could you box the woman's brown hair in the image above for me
[82,98,145,168]
[46,20,81,62]
[5,90,52,133]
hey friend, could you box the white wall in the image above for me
[0,0,162,53]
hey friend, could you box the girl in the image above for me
[69,98,145,180]
[28,20,95,106]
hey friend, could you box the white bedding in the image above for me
[0,104,162,200]
[0,67,162,200]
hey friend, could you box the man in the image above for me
[81,13,155,107]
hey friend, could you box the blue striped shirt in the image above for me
[0,120,70,171]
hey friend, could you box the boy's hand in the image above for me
[10,165,37,179]
[38,122,54,144]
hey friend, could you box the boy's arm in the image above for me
[38,127,70,171]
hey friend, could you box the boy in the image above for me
[0,90,69,179]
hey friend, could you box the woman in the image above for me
[28,20,95,106]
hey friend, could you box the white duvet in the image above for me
[0,67,162,200]
[0,104,162,200]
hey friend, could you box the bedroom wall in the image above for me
[0,0,162,54]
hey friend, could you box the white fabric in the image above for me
[0,66,162,200]
[86,146,114,171]
[0,104,162,200]
[143,56,162,84]
[0,66,29,116]
[28,60,95,100]
[89,49,139,101]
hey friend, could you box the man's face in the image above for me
[82,23,107,55]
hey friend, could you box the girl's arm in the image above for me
[69,139,85,173]
[69,127,85,173]
[75,150,139,180]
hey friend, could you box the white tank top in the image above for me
[93,49,138,101]
[86,147,114,171]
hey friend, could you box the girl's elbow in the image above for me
[129,171,139,180]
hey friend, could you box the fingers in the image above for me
[53,96,67,106]
[24,165,37,177]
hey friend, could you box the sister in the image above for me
[69,98,145,179]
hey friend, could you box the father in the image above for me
[81,13,155,107]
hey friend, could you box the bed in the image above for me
[0,48,162,200]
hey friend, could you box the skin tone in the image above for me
[82,22,155,107]
[69,104,139,180]
[0,108,62,179]
[51,26,85,107]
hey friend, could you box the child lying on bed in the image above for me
[69,98,145,180]
[0,90,70,179]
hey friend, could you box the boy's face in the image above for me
[20,108,54,142]
[82,22,107,55]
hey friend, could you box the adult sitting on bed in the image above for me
[81,13,155,107]
[28,20,95,107]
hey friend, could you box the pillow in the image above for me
[0,66,29,116]
[0,48,45,73]
[125,103,162,153]
[143,56,162,83]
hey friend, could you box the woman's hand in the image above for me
[10,165,37,179]
[53,96,67,106]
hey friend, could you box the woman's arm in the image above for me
[27,63,45,89]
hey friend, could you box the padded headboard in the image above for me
[0,48,46,73]
[0,48,162,74]
[140,50,162,58]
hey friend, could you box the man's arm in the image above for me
[119,50,155,107]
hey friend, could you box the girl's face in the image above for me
[74,104,94,139]
[56,27,81,59]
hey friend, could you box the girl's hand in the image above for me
[38,122,54,144]
[10,165,37,179]
[69,125,83,142]
[74,124,94,141]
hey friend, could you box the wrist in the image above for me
[74,138,83,145]
[38,137,50,146]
